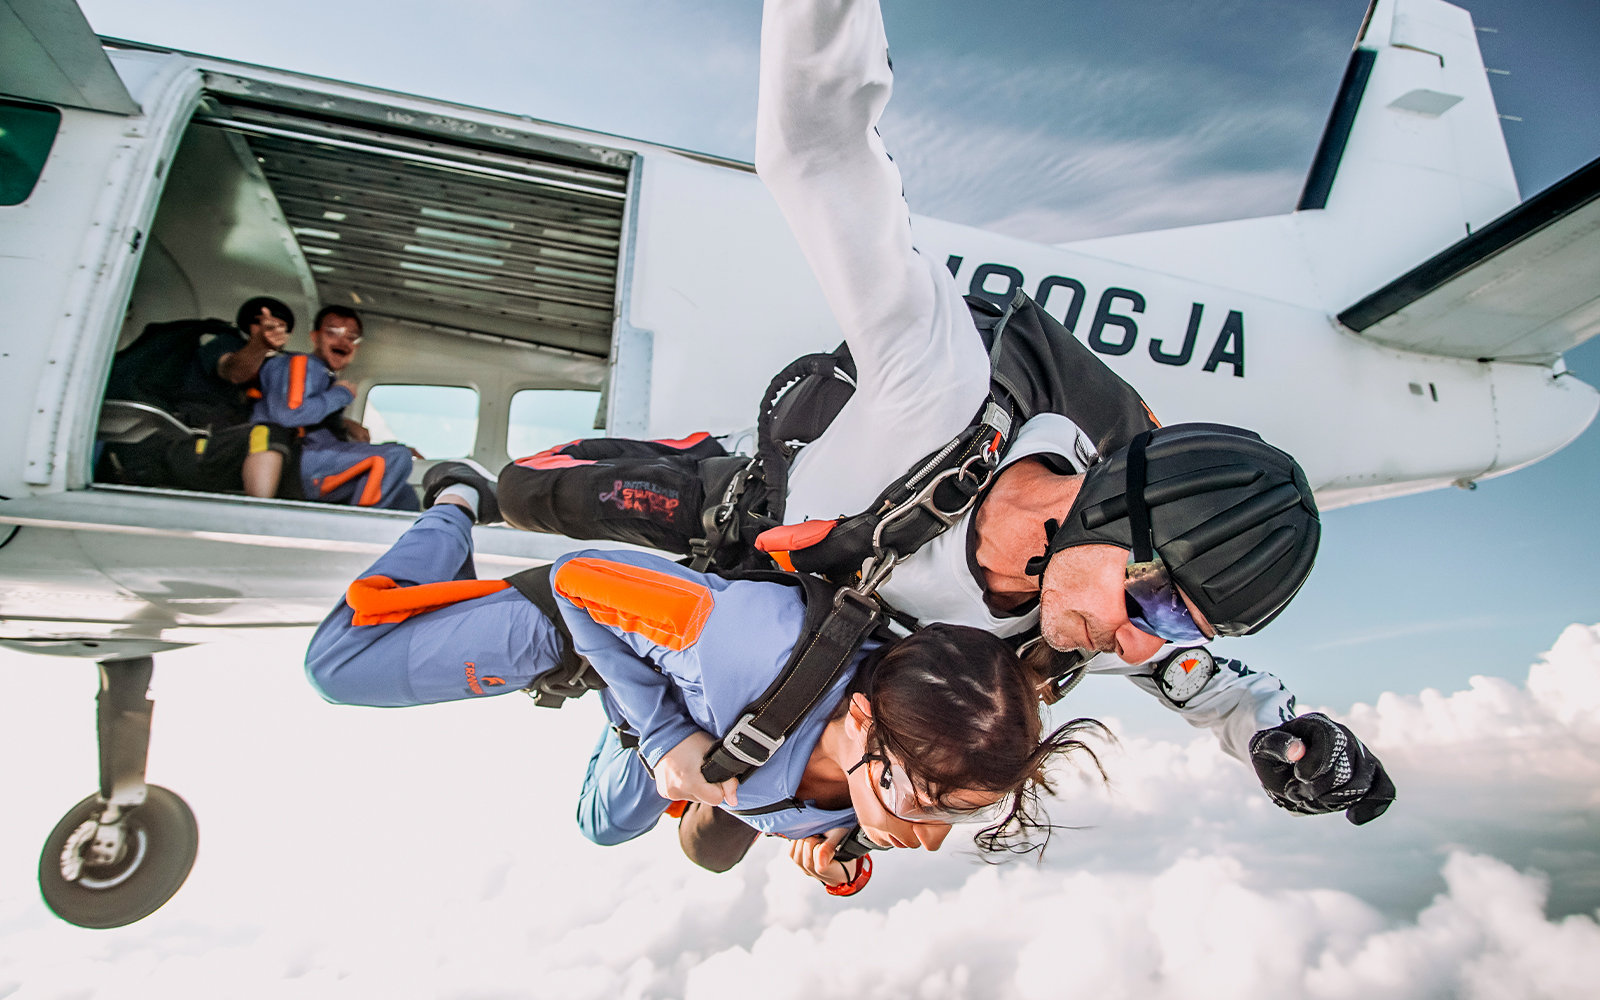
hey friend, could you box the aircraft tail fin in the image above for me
[1296,0,1520,310]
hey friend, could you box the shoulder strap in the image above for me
[700,573,882,784]
[504,564,607,708]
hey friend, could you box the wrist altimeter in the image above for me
[1152,647,1218,707]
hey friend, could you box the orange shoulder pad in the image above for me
[553,557,714,651]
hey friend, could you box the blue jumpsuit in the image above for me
[251,352,418,510]
[306,505,867,846]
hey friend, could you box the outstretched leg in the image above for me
[306,503,564,706]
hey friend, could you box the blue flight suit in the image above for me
[305,504,868,846]
[251,352,418,510]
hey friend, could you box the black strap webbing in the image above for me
[700,575,881,784]
[728,796,807,817]
[504,565,606,709]
[1126,430,1155,563]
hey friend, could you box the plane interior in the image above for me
[100,86,635,505]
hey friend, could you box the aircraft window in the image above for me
[506,389,602,458]
[0,99,62,206]
[363,384,479,459]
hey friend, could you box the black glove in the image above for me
[1249,713,1395,825]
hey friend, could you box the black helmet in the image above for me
[1035,423,1319,637]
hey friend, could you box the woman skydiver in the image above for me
[304,469,1106,890]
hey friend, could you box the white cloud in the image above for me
[689,851,1600,1000]
[1,622,1598,997]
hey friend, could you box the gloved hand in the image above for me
[1249,713,1395,825]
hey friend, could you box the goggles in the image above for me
[1125,555,1208,644]
[849,753,1009,825]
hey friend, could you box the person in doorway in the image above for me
[304,468,1105,890]
[99,296,302,495]
[176,295,294,430]
[241,305,419,509]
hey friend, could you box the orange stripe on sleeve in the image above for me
[346,575,512,625]
[553,557,714,651]
[287,355,307,410]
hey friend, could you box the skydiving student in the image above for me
[241,306,420,510]
[305,470,1104,889]
[497,0,1393,844]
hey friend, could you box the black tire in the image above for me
[38,785,199,929]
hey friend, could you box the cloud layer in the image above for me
[1,624,1598,998]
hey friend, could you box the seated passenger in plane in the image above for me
[98,296,303,495]
[180,296,294,429]
[305,471,1104,892]
[242,305,420,510]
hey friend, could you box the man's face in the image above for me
[1038,543,1168,664]
[310,316,362,371]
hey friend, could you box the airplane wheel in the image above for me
[38,785,198,929]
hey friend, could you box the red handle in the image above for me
[825,853,872,897]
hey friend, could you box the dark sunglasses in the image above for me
[1124,556,1208,643]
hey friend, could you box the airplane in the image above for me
[1,0,1596,928]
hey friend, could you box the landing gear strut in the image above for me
[37,657,198,928]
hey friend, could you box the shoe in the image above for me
[421,459,501,525]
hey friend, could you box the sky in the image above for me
[3,0,1599,995]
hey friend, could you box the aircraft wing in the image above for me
[0,0,138,114]
[1338,155,1600,363]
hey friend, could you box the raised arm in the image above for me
[551,553,706,772]
[757,0,986,401]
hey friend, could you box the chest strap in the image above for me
[700,573,883,785]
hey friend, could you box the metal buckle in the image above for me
[721,713,786,767]
[839,550,899,608]
[870,451,997,555]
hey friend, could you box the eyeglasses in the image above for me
[848,752,1009,825]
[1125,555,1209,643]
[318,326,363,344]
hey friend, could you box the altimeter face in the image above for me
[1156,647,1217,706]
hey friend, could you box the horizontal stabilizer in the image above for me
[1339,156,1600,362]
[0,0,138,114]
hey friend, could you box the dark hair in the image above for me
[235,296,295,334]
[838,623,1109,857]
[314,304,363,333]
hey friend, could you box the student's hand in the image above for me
[788,827,855,886]
[409,447,425,459]
[334,379,359,397]
[342,418,371,443]
[252,307,290,350]
[656,730,740,808]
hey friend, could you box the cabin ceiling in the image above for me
[197,101,629,356]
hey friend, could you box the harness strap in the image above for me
[727,796,807,817]
[700,575,881,784]
[1126,430,1155,563]
[504,564,607,708]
